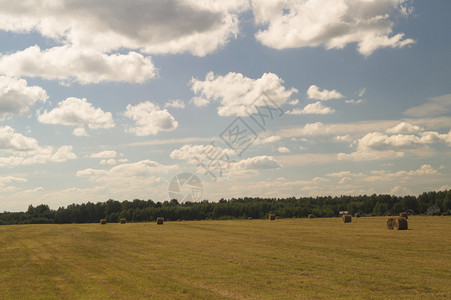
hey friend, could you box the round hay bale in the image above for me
[387,217,396,229]
[120,218,126,224]
[268,214,276,221]
[399,212,408,219]
[156,217,164,225]
[308,214,314,219]
[342,215,352,223]
[100,219,106,225]
[354,213,361,218]
[394,217,408,230]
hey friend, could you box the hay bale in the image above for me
[387,217,396,229]
[342,215,352,223]
[156,217,164,225]
[354,213,361,218]
[119,218,126,224]
[100,219,106,224]
[308,214,314,219]
[399,212,408,219]
[268,214,276,221]
[394,217,408,230]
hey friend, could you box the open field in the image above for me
[0,217,450,299]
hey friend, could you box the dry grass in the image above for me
[0,216,450,299]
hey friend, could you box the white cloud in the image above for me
[287,102,335,115]
[404,94,451,117]
[0,126,40,151]
[0,76,48,118]
[76,159,176,199]
[50,145,76,162]
[170,144,234,164]
[335,135,353,142]
[277,146,290,153]
[124,101,178,136]
[338,130,451,161]
[307,85,343,101]
[358,88,367,97]
[0,126,76,167]
[77,159,176,185]
[100,159,116,165]
[0,0,248,57]
[386,122,422,134]
[91,150,117,159]
[254,135,282,145]
[345,99,363,104]
[0,176,27,186]
[252,0,415,56]
[38,97,114,129]
[190,97,210,107]
[390,185,411,195]
[72,127,89,137]
[0,46,156,84]
[164,99,185,109]
[191,71,297,116]
[233,155,281,170]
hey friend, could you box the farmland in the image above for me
[1,216,450,299]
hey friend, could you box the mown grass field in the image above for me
[0,216,450,299]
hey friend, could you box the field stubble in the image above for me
[0,216,450,299]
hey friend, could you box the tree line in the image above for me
[0,190,450,225]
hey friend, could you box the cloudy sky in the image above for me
[0,0,450,211]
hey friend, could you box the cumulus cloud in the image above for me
[72,127,89,137]
[404,94,451,117]
[233,155,281,169]
[164,99,185,109]
[50,145,76,162]
[254,135,282,145]
[386,122,422,134]
[191,71,297,116]
[0,46,156,84]
[307,85,343,101]
[277,146,290,153]
[252,0,415,56]
[0,76,48,118]
[77,159,176,182]
[338,130,451,161]
[91,150,117,159]
[100,159,117,165]
[0,176,27,185]
[0,0,248,57]
[287,102,335,115]
[0,126,76,167]
[38,97,114,129]
[170,144,235,164]
[0,126,40,151]
[124,101,178,136]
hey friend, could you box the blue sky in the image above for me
[0,0,450,211]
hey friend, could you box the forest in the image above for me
[0,190,450,225]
